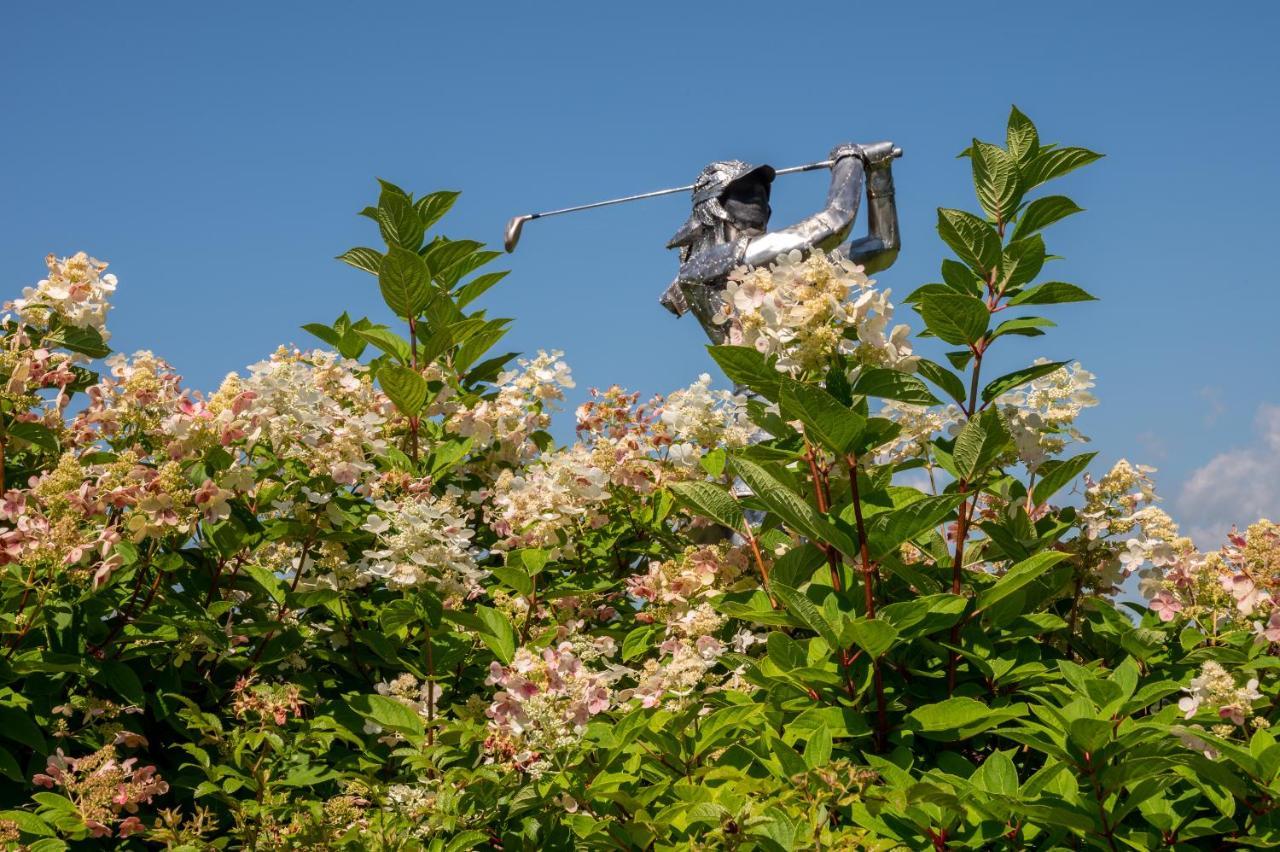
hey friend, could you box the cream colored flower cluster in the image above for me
[487,444,610,558]
[875,399,962,465]
[9,252,116,338]
[713,250,914,377]
[484,639,623,778]
[659,373,758,467]
[995,360,1097,471]
[228,348,391,486]
[447,350,573,466]
[359,490,482,597]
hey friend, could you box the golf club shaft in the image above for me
[525,160,833,223]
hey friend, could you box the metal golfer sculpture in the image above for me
[504,140,901,343]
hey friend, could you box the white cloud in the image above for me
[1177,404,1280,548]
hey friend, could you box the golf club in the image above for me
[503,145,902,252]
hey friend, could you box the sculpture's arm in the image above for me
[842,162,900,274]
[740,152,865,267]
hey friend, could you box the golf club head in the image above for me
[504,215,530,253]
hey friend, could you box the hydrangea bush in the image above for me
[0,110,1277,849]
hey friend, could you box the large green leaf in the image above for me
[936,208,1001,275]
[1006,105,1039,164]
[971,139,1021,223]
[378,246,433,318]
[866,494,966,560]
[377,192,425,250]
[354,326,411,364]
[455,271,509,308]
[1032,452,1096,504]
[771,583,841,649]
[1008,282,1097,306]
[906,697,1027,740]
[669,481,743,530]
[780,381,864,454]
[981,360,1068,403]
[1011,195,1082,242]
[915,359,969,408]
[358,694,426,738]
[919,293,990,346]
[45,325,109,358]
[850,368,942,406]
[976,551,1071,613]
[413,190,460,233]
[997,235,1046,293]
[708,345,781,401]
[1023,146,1103,189]
[336,246,383,276]
[378,365,429,415]
[843,617,898,659]
[730,457,856,557]
[952,409,1011,480]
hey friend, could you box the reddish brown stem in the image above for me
[847,453,887,752]
[804,443,843,593]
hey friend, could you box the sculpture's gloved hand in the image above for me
[829,143,865,164]
[859,141,898,168]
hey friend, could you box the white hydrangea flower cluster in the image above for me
[359,490,482,597]
[447,350,574,465]
[226,348,391,486]
[712,250,914,376]
[875,399,963,465]
[10,252,116,338]
[487,445,610,558]
[659,373,758,467]
[995,360,1097,471]
[622,544,752,709]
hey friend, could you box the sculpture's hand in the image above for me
[859,141,898,169]
[829,143,865,164]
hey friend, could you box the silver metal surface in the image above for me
[501,150,899,253]
[660,142,902,343]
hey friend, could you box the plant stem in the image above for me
[804,442,843,593]
[847,453,887,752]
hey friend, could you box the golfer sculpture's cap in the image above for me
[690,160,777,206]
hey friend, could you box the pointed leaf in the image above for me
[780,381,865,454]
[730,457,856,557]
[1008,282,1097,306]
[336,246,383,276]
[378,246,433,318]
[1011,196,1083,242]
[414,190,460,233]
[771,582,841,648]
[379,365,429,414]
[1032,452,1096,504]
[1006,105,1039,164]
[937,208,1001,275]
[915,359,968,408]
[1023,146,1103,189]
[919,293,989,346]
[850,368,941,406]
[976,551,1071,613]
[669,481,744,530]
[981,360,1069,403]
[972,139,1021,223]
[708,345,781,401]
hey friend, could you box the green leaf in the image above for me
[780,381,865,454]
[446,605,516,664]
[1032,452,1096,504]
[94,660,144,706]
[730,458,856,557]
[1023,146,1104,189]
[622,625,660,662]
[1008,281,1097,306]
[766,631,806,671]
[378,599,419,634]
[423,238,484,280]
[771,583,841,649]
[336,246,383,276]
[378,365,429,415]
[981,360,1068,403]
[866,494,965,560]
[7,421,58,454]
[455,271,508,308]
[878,594,968,639]
[941,259,984,296]
[1006,105,1039,164]
[669,481,743,530]
[378,246,433,318]
[354,326,410,363]
[413,190,460,233]
[360,694,426,738]
[708,345,781,401]
[1011,196,1082,242]
[0,705,47,753]
[976,551,1071,613]
[850,369,941,407]
[936,208,1001,275]
[971,139,1021,223]
[907,697,1025,739]
[844,618,898,659]
[915,359,968,408]
[997,235,1046,293]
[454,318,512,372]
[991,316,1055,340]
[952,410,1011,480]
[377,189,425,250]
[974,750,1020,796]
[44,325,109,358]
[489,564,533,597]
[805,724,833,769]
[919,294,989,346]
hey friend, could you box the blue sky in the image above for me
[3,2,1277,542]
